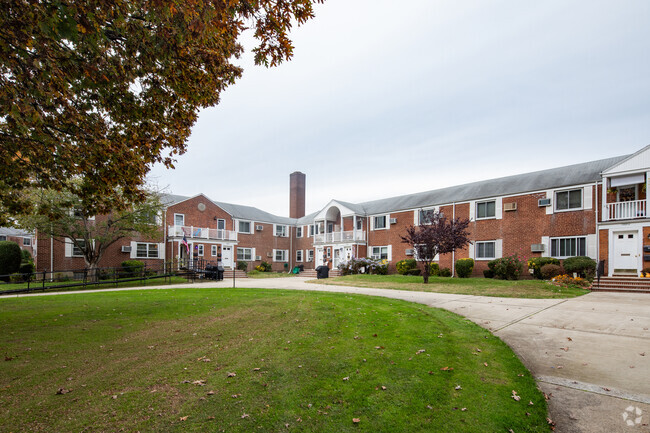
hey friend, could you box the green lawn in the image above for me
[312,274,588,298]
[0,275,188,294]
[246,270,297,279]
[0,288,550,432]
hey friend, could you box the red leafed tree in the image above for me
[401,210,471,283]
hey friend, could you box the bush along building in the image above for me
[33,145,650,278]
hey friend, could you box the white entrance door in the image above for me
[222,246,233,268]
[315,247,324,267]
[613,231,638,270]
[333,248,341,268]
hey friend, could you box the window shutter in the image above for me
[586,234,596,259]
[65,238,73,257]
[387,245,392,262]
[546,191,554,215]
[468,201,475,221]
[541,236,550,258]
[251,248,256,261]
[468,242,475,259]
[158,243,165,260]
[272,249,277,262]
[495,239,503,259]
[414,210,419,225]
[495,197,503,220]
[130,241,137,259]
[583,186,593,210]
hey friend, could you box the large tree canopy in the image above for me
[0,0,323,223]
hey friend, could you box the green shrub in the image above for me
[439,267,452,277]
[0,241,22,282]
[455,258,474,278]
[562,256,597,280]
[18,262,34,280]
[21,249,32,262]
[429,263,440,277]
[121,260,145,278]
[527,257,561,279]
[487,254,524,280]
[406,268,421,276]
[540,264,564,280]
[256,261,272,272]
[237,261,248,272]
[396,259,418,275]
[483,269,494,278]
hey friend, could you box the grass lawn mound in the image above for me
[0,288,550,432]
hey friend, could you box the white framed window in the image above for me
[308,225,314,237]
[65,238,86,257]
[307,250,314,262]
[371,246,389,260]
[419,209,436,225]
[174,213,185,226]
[296,227,303,238]
[197,244,204,256]
[555,189,582,211]
[476,201,496,219]
[327,247,331,258]
[238,220,251,234]
[551,237,586,258]
[216,219,226,230]
[274,249,288,262]
[296,250,303,262]
[136,242,159,259]
[23,237,31,246]
[475,241,496,260]
[237,247,253,261]
[274,224,288,237]
[0,235,6,241]
[356,219,363,230]
[211,245,218,256]
[373,215,387,230]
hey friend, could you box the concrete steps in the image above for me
[223,269,247,279]
[591,276,650,293]
[300,269,340,278]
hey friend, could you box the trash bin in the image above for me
[316,266,329,279]
[298,265,304,272]
[205,265,217,280]
[216,265,225,281]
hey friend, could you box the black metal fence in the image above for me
[0,258,219,296]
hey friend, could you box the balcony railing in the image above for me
[168,225,237,241]
[606,200,647,221]
[313,230,366,244]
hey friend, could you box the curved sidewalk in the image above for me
[9,277,650,432]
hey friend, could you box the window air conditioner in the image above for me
[504,202,517,211]
[121,246,132,253]
[256,225,264,231]
[538,198,551,207]
[530,244,545,253]
[389,218,397,224]
[405,249,414,256]
[255,255,261,261]
[266,252,273,258]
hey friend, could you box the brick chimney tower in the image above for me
[289,171,306,218]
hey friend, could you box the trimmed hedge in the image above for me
[439,267,452,277]
[396,259,418,275]
[562,256,597,280]
[121,260,145,278]
[540,264,564,279]
[527,257,561,279]
[0,241,22,282]
[487,254,524,280]
[455,258,474,278]
[237,261,249,272]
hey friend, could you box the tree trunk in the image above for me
[422,261,430,284]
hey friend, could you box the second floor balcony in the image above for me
[313,230,365,244]
[605,199,647,221]
[168,225,237,241]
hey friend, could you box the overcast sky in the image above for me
[147,0,650,217]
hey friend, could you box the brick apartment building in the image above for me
[33,145,650,277]
[0,227,34,257]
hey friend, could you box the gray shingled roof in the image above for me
[0,227,32,237]
[161,154,628,226]
[355,155,628,215]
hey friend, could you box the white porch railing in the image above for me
[168,225,237,241]
[606,200,647,221]
[313,230,366,244]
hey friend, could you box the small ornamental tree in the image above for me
[400,210,470,283]
[0,240,22,281]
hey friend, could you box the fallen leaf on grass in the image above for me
[560,347,569,352]
[440,367,454,371]
[207,391,215,395]
[416,349,426,354]
[528,401,534,406]
[484,363,488,367]
[455,385,462,390]
[56,388,71,395]
[342,377,349,381]
[352,418,360,423]
[374,346,384,350]
[241,413,249,419]
[227,372,236,377]
[461,408,467,412]
[192,380,206,386]
[253,368,260,371]
[180,416,188,421]
[511,390,521,401]
[231,394,241,398]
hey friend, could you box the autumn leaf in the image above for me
[440,367,454,371]
[511,390,521,401]
[227,372,236,377]
[56,388,71,395]
[352,418,360,423]
[180,416,188,421]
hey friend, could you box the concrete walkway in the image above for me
[10,277,650,432]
